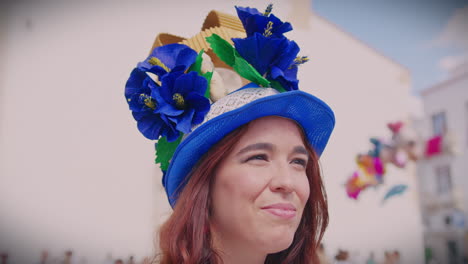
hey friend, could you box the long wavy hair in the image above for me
[156,122,329,264]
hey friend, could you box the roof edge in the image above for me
[312,12,410,74]
[420,71,468,96]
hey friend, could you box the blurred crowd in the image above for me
[0,250,153,264]
[1,246,403,264]
[317,244,402,264]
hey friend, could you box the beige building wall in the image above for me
[417,67,468,264]
[0,0,423,263]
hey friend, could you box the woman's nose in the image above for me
[269,163,294,193]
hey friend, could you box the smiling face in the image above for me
[210,116,311,256]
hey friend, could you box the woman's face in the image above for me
[211,116,311,255]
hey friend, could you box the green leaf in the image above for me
[206,33,270,87]
[189,49,205,74]
[188,49,213,100]
[206,34,236,67]
[155,134,183,171]
[202,71,213,99]
[270,80,287,93]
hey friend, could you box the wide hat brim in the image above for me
[164,89,335,207]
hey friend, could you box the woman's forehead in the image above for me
[235,116,306,148]
[246,116,303,135]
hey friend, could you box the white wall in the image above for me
[290,14,424,264]
[0,1,423,263]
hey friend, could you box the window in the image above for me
[435,165,452,195]
[432,111,447,136]
[447,240,458,264]
[466,102,468,146]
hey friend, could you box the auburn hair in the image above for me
[156,121,329,264]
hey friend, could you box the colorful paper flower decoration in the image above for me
[125,44,213,170]
[126,4,310,172]
[345,120,455,203]
[208,4,307,92]
[125,44,207,141]
[345,122,418,203]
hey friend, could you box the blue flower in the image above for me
[132,109,180,142]
[125,43,203,141]
[235,5,292,38]
[125,68,180,141]
[233,33,300,91]
[152,71,210,134]
[269,64,299,91]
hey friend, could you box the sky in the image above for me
[312,0,468,94]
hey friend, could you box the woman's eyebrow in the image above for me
[293,146,308,156]
[236,142,274,155]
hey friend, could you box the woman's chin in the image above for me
[260,232,295,254]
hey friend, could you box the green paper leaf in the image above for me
[206,34,270,88]
[206,34,235,67]
[270,80,287,93]
[189,49,205,74]
[155,134,183,171]
[202,71,213,99]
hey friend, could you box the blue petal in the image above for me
[190,74,208,95]
[270,66,284,80]
[146,65,170,77]
[128,93,147,112]
[150,82,184,116]
[125,68,148,98]
[173,72,207,96]
[269,66,298,91]
[280,78,299,91]
[272,40,299,70]
[135,113,164,140]
[185,93,210,124]
[160,71,184,102]
[147,44,196,70]
[156,102,184,117]
[268,14,293,37]
[175,109,196,134]
[233,33,287,75]
[283,66,298,81]
[150,82,170,105]
[244,15,269,37]
[159,115,180,142]
[235,6,262,28]
[163,128,180,142]
[137,60,152,71]
[175,48,198,71]
[172,65,187,73]
[132,111,147,121]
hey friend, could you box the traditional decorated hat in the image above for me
[125,5,335,207]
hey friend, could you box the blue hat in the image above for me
[124,4,335,207]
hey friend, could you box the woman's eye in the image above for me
[246,154,268,162]
[291,158,307,168]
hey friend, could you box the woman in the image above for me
[125,5,335,264]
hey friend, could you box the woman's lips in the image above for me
[261,203,297,219]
